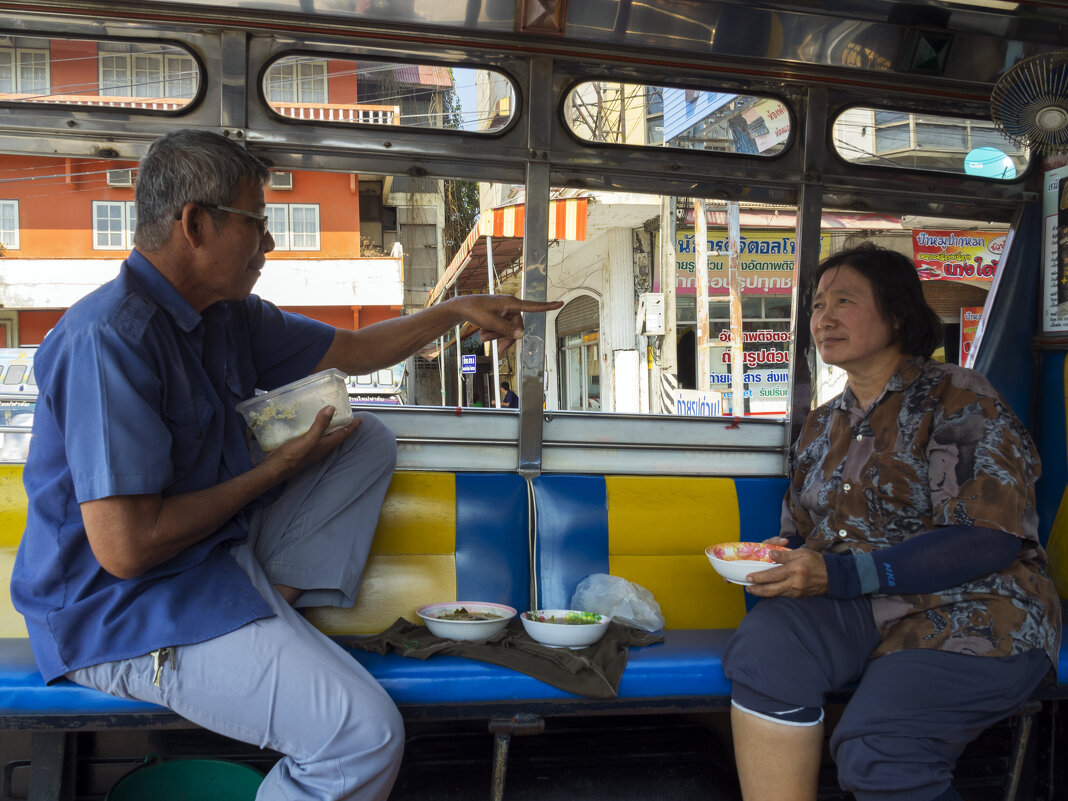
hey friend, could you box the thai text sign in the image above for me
[959,306,983,364]
[912,230,1005,281]
[675,230,825,295]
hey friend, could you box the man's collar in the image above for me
[126,249,204,333]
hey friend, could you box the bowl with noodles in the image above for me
[520,609,611,648]
[705,541,788,586]
[416,602,516,641]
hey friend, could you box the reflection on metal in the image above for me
[518,57,553,475]
[832,107,1029,177]
[364,404,788,476]
[519,160,550,475]
[262,56,516,134]
[0,38,199,112]
[519,0,567,35]
[564,82,790,156]
[541,411,788,476]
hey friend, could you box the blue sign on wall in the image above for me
[461,354,477,374]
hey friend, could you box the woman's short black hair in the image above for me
[812,243,944,358]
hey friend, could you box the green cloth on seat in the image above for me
[345,618,663,699]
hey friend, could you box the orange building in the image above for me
[0,37,409,346]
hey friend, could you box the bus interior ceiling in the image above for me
[0,1,1067,799]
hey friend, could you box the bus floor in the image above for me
[0,708,1046,800]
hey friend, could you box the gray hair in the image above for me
[134,129,270,251]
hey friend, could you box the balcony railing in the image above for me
[0,92,188,111]
[269,102,401,125]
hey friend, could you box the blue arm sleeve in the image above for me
[823,526,1021,599]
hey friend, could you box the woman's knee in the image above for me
[833,732,953,800]
[723,600,825,706]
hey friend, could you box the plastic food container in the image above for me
[235,368,352,451]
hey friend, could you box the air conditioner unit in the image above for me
[106,169,134,188]
[269,171,293,190]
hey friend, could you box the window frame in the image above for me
[266,202,321,251]
[264,56,329,104]
[0,46,50,95]
[562,78,794,158]
[91,200,136,251]
[0,200,19,250]
[99,49,196,100]
[834,106,1030,180]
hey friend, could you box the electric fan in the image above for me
[990,51,1068,156]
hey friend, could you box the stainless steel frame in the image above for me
[0,0,1051,475]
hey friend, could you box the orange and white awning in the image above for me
[478,197,588,241]
[426,198,588,307]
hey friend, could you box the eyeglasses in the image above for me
[191,202,270,236]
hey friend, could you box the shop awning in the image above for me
[425,198,588,307]
[677,208,903,229]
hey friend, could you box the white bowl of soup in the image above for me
[416,602,516,641]
[705,541,788,585]
[520,609,611,648]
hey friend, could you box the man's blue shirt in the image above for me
[11,250,334,683]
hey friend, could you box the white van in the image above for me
[0,348,37,462]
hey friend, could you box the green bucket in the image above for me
[106,754,265,801]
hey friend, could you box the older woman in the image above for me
[722,244,1060,801]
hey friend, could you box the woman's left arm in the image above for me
[745,525,1020,599]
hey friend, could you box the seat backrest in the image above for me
[306,471,530,634]
[0,464,27,637]
[532,474,788,629]
[0,467,531,639]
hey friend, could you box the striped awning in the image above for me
[478,197,588,240]
[425,197,588,307]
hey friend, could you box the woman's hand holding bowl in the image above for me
[743,547,829,598]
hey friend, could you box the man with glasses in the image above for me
[11,129,561,801]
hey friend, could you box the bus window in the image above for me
[262,56,516,134]
[3,364,26,385]
[564,82,791,156]
[0,37,199,112]
[833,108,1029,178]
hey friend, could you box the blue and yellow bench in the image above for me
[1,458,1064,800]
[0,463,791,798]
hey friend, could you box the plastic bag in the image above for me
[570,574,666,632]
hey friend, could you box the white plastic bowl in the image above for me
[236,368,352,451]
[520,609,611,649]
[705,541,786,586]
[416,602,516,641]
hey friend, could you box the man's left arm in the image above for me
[314,294,562,376]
